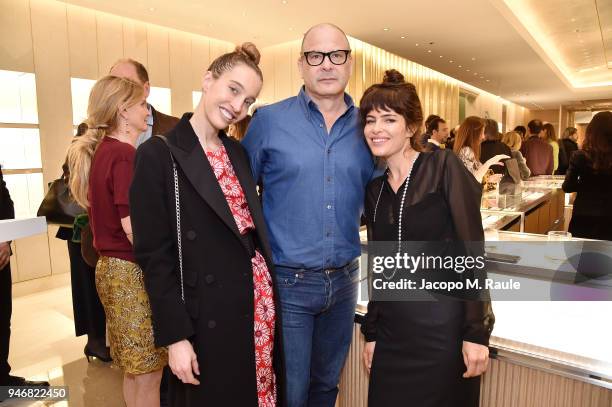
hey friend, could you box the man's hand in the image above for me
[0,242,10,270]
[168,339,200,385]
[363,341,376,374]
[462,340,489,378]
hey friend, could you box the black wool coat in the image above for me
[130,113,285,407]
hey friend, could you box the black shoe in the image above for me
[84,345,112,363]
[4,375,50,387]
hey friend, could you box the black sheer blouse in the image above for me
[362,149,495,345]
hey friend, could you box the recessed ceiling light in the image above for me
[474,73,477,76]
[571,18,576,22]
[415,43,419,46]
[383,28,390,31]
[439,55,443,58]
[458,65,462,68]
[449,60,453,63]
[480,76,484,79]
[471,57,476,61]
[428,50,432,53]
[281,0,287,3]
[486,79,490,82]
[466,69,470,72]
[401,36,405,39]
[149,7,155,11]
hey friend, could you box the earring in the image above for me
[123,117,129,138]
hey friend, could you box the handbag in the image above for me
[153,135,185,302]
[37,175,85,226]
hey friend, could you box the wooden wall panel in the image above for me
[0,0,34,72]
[95,12,123,76]
[191,36,210,90]
[66,5,98,79]
[123,19,148,67]
[273,45,292,101]
[146,26,170,88]
[169,31,193,116]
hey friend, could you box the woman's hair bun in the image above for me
[236,42,261,65]
[382,69,405,85]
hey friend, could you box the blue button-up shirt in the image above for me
[242,87,376,269]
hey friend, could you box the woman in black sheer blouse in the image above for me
[359,70,494,407]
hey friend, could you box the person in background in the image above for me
[56,122,109,363]
[360,70,494,407]
[480,119,511,175]
[562,111,612,241]
[501,131,531,180]
[242,23,376,407]
[513,125,526,140]
[130,43,285,407]
[1,169,50,395]
[557,126,578,175]
[425,116,449,151]
[453,116,508,182]
[520,119,553,175]
[421,114,441,147]
[228,114,252,141]
[67,76,167,407]
[110,59,179,146]
[542,123,561,174]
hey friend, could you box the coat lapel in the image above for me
[166,115,243,243]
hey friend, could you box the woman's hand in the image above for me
[168,339,200,385]
[363,341,376,374]
[462,340,489,378]
[476,154,510,181]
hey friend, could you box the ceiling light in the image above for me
[474,73,477,76]
[428,50,432,53]
[383,28,390,31]
[415,43,419,46]
[471,57,476,61]
[466,69,470,72]
[486,79,490,82]
[401,36,405,39]
[439,55,443,58]
[289,27,293,31]
[449,60,453,63]
[458,65,462,68]
[480,76,484,79]
[281,0,287,3]
[571,18,576,22]
[149,7,155,11]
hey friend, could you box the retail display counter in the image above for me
[337,230,612,407]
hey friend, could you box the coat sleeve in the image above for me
[442,151,494,346]
[362,180,380,342]
[0,170,15,222]
[515,151,531,180]
[130,139,195,347]
[562,151,584,193]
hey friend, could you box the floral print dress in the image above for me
[205,144,276,407]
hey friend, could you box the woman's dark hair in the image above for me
[453,116,485,161]
[543,123,557,142]
[514,125,526,137]
[484,119,500,140]
[583,111,612,173]
[208,42,263,81]
[359,69,423,151]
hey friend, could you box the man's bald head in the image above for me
[110,58,150,98]
[300,23,350,53]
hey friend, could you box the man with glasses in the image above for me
[243,23,376,407]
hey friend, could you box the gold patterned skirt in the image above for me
[95,256,167,374]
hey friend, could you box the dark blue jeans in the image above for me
[275,260,359,407]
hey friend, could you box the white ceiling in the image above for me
[59,0,612,110]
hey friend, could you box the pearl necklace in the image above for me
[373,152,420,279]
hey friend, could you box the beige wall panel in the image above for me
[30,0,73,187]
[14,234,51,281]
[66,5,98,79]
[169,31,193,117]
[258,50,274,104]
[273,45,292,101]
[96,12,124,76]
[210,40,230,61]
[191,36,210,90]
[123,19,148,66]
[146,26,170,88]
[0,0,34,72]
[290,41,302,96]
[47,227,69,275]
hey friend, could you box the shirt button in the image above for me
[327,204,332,210]
[326,232,331,237]
[327,176,332,182]
[319,123,324,128]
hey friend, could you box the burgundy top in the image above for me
[88,136,135,262]
[520,135,554,176]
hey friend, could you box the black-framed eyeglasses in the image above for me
[302,50,351,66]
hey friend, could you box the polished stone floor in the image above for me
[5,275,123,406]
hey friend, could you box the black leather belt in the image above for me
[323,258,360,274]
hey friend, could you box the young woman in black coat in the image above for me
[130,43,285,407]
[562,112,612,241]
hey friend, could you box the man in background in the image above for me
[425,116,450,151]
[521,119,553,175]
[110,59,179,145]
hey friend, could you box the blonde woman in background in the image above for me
[543,123,560,174]
[67,75,167,407]
[501,131,531,180]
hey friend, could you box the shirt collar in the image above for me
[427,138,441,147]
[298,86,355,119]
[146,104,153,126]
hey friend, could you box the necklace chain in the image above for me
[372,152,420,279]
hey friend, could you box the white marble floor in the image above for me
[5,275,123,406]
